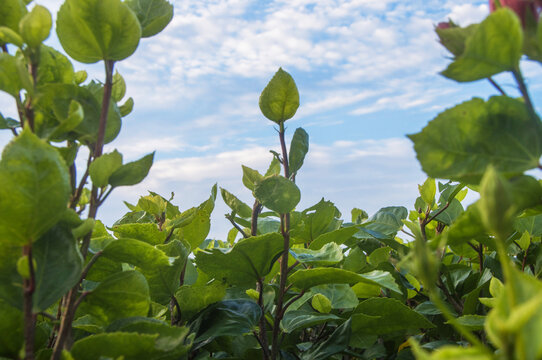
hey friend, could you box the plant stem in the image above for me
[271,123,291,360]
[512,68,536,120]
[226,214,248,238]
[487,77,507,96]
[251,200,262,236]
[23,245,36,360]
[257,279,270,360]
[51,60,116,360]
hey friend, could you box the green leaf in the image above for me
[71,332,158,360]
[175,206,212,250]
[295,199,339,243]
[102,238,172,269]
[0,53,31,98]
[241,165,263,191]
[309,226,359,250]
[125,0,173,38]
[288,268,400,293]
[259,68,299,123]
[300,319,351,360]
[409,96,542,184]
[289,127,309,175]
[109,152,154,188]
[435,23,478,57]
[254,175,300,214]
[515,212,542,236]
[56,0,142,63]
[89,150,122,188]
[446,315,485,331]
[290,242,343,266]
[479,166,514,238]
[141,239,189,304]
[0,26,23,47]
[281,310,340,333]
[265,156,281,176]
[220,187,252,218]
[311,284,359,309]
[312,293,332,313]
[0,0,27,33]
[196,232,283,286]
[80,270,150,325]
[107,318,190,354]
[175,281,227,319]
[74,70,87,84]
[352,298,434,335]
[19,5,51,48]
[419,178,436,206]
[111,71,126,102]
[0,242,23,307]
[0,299,23,358]
[0,129,70,245]
[442,9,522,82]
[112,223,166,245]
[357,206,408,241]
[119,97,134,117]
[33,224,83,311]
[190,300,261,343]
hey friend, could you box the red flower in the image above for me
[489,0,542,24]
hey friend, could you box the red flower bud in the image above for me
[489,0,542,25]
[436,21,451,29]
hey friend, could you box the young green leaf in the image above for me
[0,53,31,98]
[125,0,174,37]
[254,175,300,214]
[0,0,27,33]
[56,0,142,63]
[289,127,309,175]
[409,97,542,184]
[119,97,134,117]
[241,165,263,191]
[220,187,252,218]
[109,152,154,188]
[418,178,436,206]
[442,8,522,81]
[111,71,126,102]
[89,150,123,188]
[0,27,23,47]
[312,293,332,313]
[71,332,158,360]
[19,5,52,48]
[0,129,70,245]
[259,68,299,123]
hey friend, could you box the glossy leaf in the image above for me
[312,284,359,309]
[289,127,309,175]
[196,233,283,286]
[259,68,299,123]
[19,5,51,48]
[56,0,142,63]
[289,268,400,293]
[190,299,261,343]
[281,310,340,333]
[290,242,343,266]
[312,293,332,313]
[89,150,123,188]
[409,97,542,184]
[0,129,70,245]
[125,0,173,37]
[442,9,522,82]
[309,226,359,250]
[109,152,154,188]
[254,175,300,214]
[352,298,434,335]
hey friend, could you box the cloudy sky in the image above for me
[1,0,540,237]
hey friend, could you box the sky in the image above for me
[1,0,540,238]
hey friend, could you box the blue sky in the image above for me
[1,0,539,237]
